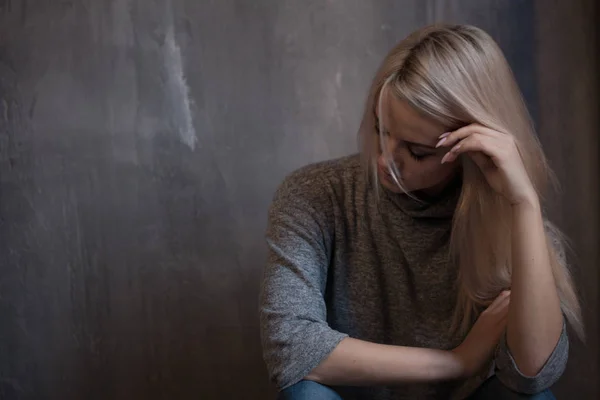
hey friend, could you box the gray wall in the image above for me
[0,0,597,399]
[534,1,599,398]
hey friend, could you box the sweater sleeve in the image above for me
[493,220,570,394]
[259,169,348,390]
[494,322,568,394]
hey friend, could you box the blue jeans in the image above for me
[277,377,556,399]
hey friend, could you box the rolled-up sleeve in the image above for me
[493,218,573,394]
[494,321,568,394]
[494,220,570,393]
[259,170,348,390]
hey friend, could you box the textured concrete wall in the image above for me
[0,0,596,398]
[534,1,599,398]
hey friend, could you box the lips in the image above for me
[378,164,394,182]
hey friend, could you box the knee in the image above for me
[471,376,555,400]
[277,380,343,400]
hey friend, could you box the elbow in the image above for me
[509,346,553,377]
[506,324,565,377]
[269,353,329,390]
[495,335,569,395]
[304,351,338,386]
[304,369,325,384]
[508,332,565,378]
[508,345,561,379]
[512,360,543,378]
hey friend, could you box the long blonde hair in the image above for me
[359,24,584,339]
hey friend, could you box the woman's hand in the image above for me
[436,124,538,206]
[452,290,510,378]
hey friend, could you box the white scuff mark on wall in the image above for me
[163,0,197,150]
[335,70,342,88]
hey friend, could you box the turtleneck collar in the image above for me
[381,176,462,219]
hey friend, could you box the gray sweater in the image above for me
[259,154,568,399]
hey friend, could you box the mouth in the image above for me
[378,164,394,183]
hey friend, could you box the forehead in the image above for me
[380,95,446,145]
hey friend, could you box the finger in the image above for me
[436,124,502,149]
[493,314,509,336]
[494,296,510,316]
[484,290,511,313]
[485,307,509,338]
[494,290,511,303]
[498,309,510,325]
[489,297,510,318]
[441,134,503,164]
[494,311,509,327]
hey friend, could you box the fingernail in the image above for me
[435,137,447,148]
[441,153,449,164]
[451,144,461,153]
[439,132,451,139]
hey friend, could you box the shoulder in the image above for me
[267,155,362,235]
[273,154,363,203]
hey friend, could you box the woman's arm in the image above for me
[306,291,511,386]
[507,197,564,376]
[305,338,463,385]
[261,166,508,389]
[437,125,567,378]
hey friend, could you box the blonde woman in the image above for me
[260,24,582,400]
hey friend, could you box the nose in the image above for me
[378,135,404,171]
[377,155,388,170]
[377,154,402,172]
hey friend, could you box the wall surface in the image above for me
[533,1,599,398]
[0,0,597,399]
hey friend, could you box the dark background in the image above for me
[1,0,597,399]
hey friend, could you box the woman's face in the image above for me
[376,98,460,195]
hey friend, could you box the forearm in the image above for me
[305,337,464,386]
[507,197,564,376]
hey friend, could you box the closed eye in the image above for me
[408,146,435,161]
[376,127,438,161]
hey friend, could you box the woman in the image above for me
[259,24,583,400]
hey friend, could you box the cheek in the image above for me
[429,162,459,183]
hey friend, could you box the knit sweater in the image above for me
[259,154,568,399]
